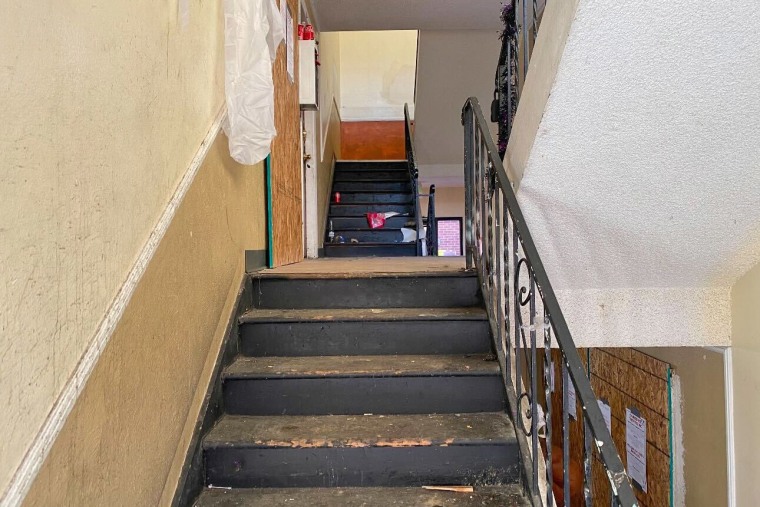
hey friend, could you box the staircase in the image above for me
[325,161,420,257]
[191,264,528,506]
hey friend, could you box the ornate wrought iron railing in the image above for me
[404,103,425,256]
[462,97,637,507]
[494,0,544,158]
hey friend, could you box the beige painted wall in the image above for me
[639,347,728,506]
[420,186,465,221]
[0,0,242,498]
[414,30,501,187]
[316,31,342,246]
[23,132,266,506]
[338,31,417,121]
[731,263,760,506]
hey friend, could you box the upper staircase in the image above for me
[190,259,529,506]
[325,161,419,257]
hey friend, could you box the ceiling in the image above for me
[310,0,504,31]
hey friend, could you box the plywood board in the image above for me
[270,0,303,267]
[589,348,672,507]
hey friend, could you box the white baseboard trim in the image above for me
[0,106,228,507]
[723,348,736,507]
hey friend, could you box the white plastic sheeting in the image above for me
[223,0,284,165]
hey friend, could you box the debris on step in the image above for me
[422,486,475,493]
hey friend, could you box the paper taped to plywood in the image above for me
[626,407,647,492]
[223,0,285,165]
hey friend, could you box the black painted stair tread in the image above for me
[239,307,488,323]
[336,160,408,170]
[203,412,514,449]
[329,204,414,216]
[329,216,414,230]
[338,193,414,204]
[223,354,498,380]
[333,181,412,192]
[194,485,528,507]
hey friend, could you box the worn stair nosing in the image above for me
[193,485,528,507]
[203,412,515,449]
[239,307,488,324]
[252,270,476,280]
[222,354,500,380]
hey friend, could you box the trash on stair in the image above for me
[366,211,401,229]
[350,238,359,243]
[400,228,417,243]
[366,212,386,229]
[421,486,474,493]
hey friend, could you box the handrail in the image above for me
[404,103,424,256]
[462,97,637,507]
[425,184,437,256]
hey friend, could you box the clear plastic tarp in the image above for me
[223,0,284,165]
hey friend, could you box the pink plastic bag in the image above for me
[366,213,386,229]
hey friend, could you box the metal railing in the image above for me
[425,185,437,256]
[495,0,544,158]
[462,97,637,507]
[404,103,425,256]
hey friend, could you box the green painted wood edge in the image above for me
[668,365,674,507]
[265,154,274,268]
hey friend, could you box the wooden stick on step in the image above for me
[421,486,475,493]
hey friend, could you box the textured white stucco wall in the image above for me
[516,0,760,346]
[0,0,226,494]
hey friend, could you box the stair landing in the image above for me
[261,257,466,276]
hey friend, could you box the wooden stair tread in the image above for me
[239,307,488,323]
[223,354,499,379]
[203,412,515,449]
[194,485,528,507]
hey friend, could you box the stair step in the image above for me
[324,243,417,257]
[335,160,408,172]
[330,229,406,243]
[337,193,414,204]
[329,216,415,229]
[222,354,505,415]
[251,273,481,309]
[203,412,519,488]
[334,172,410,182]
[333,181,412,192]
[238,307,491,357]
[194,485,529,507]
[329,203,415,216]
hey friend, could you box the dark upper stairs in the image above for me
[191,261,528,506]
[325,161,419,257]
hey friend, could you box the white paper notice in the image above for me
[598,399,612,433]
[566,379,577,420]
[626,407,648,492]
[286,5,294,83]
